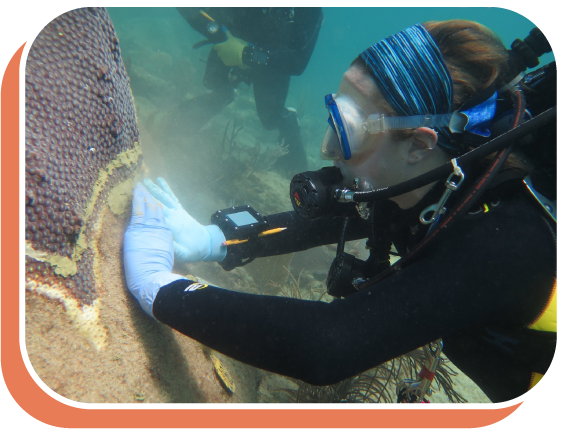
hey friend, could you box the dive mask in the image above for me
[320,92,497,161]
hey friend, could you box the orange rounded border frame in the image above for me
[1,43,524,428]
[0,3,560,429]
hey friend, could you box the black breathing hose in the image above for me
[336,217,349,255]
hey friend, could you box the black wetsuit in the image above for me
[175,7,323,172]
[152,179,556,403]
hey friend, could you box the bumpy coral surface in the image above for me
[25,7,141,309]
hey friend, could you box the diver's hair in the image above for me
[422,20,511,110]
[422,21,528,173]
[351,20,528,172]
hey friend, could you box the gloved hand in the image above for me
[123,184,186,318]
[213,28,248,68]
[143,177,226,263]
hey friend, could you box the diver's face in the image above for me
[332,67,410,191]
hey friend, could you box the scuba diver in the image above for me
[124,20,556,403]
[173,7,324,174]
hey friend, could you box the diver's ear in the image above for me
[407,127,438,164]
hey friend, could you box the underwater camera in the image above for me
[211,205,270,240]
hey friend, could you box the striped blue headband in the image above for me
[360,24,456,151]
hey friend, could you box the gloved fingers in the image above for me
[156,177,179,204]
[143,189,166,227]
[143,178,177,209]
[130,183,147,226]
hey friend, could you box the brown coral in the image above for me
[25,7,141,310]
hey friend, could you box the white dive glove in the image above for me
[123,184,186,318]
[143,177,226,263]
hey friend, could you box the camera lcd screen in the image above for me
[227,211,259,227]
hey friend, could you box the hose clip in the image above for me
[420,159,465,225]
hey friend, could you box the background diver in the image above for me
[172,7,324,174]
[124,20,556,403]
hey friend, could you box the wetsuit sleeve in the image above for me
[152,198,556,386]
[217,210,369,270]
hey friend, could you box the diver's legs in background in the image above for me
[253,72,289,130]
[253,73,308,174]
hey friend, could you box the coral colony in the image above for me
[25,8,141,346]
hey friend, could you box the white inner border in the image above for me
[11,0,560,424]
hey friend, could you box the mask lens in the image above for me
[322,94,373,161]
[320,126,342,160]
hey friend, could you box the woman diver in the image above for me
[123,20,556,403]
